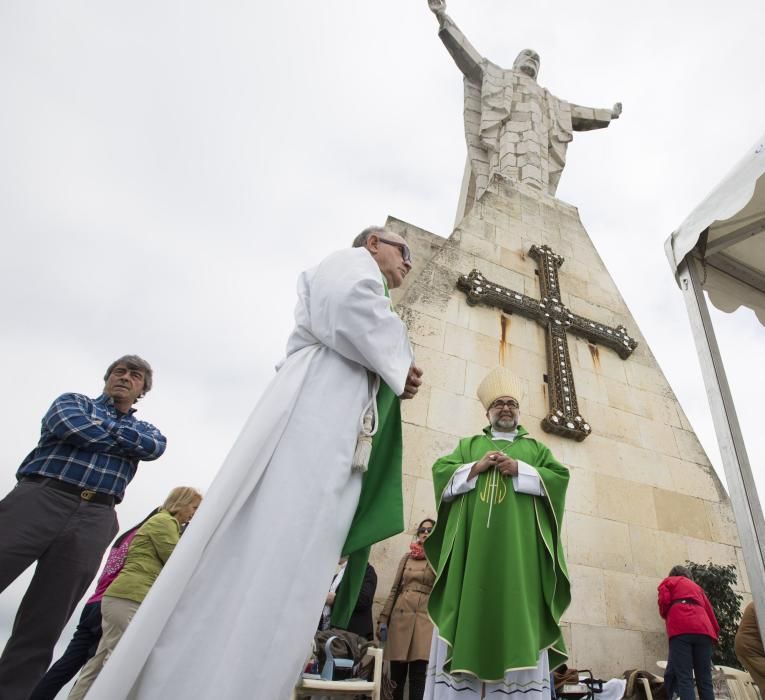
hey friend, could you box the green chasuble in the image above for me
[424,425,570,681]
[331,282,405,627]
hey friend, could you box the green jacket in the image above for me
[106,510,181,604]
[425,425,570,681]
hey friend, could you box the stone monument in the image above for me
[367,0,750,678]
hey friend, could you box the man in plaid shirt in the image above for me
[0,354,167,699]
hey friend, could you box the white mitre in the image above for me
[476,366,524,410]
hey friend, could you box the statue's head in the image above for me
[513,49,540,80]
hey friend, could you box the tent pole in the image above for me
[678,254,765,640]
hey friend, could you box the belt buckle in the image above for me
[80,489,97,502]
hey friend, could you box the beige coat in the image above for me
[379,554,435,662]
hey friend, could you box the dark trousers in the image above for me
[28,601,103,700]
[669,634,715,700]
[390,660,427,700]
[0,480,117,700]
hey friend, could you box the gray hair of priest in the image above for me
[351,226,388,248]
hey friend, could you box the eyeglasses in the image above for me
[378,237,412,264]
[417,527,433,534]
[489,399,519,410]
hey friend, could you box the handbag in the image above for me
[314,628,372,681]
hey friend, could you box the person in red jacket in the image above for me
[658,565,720,700]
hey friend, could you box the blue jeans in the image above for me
[669,634,714,700]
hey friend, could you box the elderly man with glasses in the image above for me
[83,226,423,700]
[423,366,570,700]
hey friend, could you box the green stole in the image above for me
[331,281,405,627]
[425,426,570,681]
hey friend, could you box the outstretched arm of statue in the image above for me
[428,0,483,83]
[571,101,623,131]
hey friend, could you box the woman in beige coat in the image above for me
[378,518,436,700]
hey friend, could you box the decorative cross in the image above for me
[457,244,638,441]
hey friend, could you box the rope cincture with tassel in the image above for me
[352,374,381,473]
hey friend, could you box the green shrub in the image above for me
[686,561,743,668]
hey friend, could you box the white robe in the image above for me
[87,247,413,700]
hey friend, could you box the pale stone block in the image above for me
[566,512,633,572]
[475,259,527,294]
[411,476,438,527]
[400,269,451,318]
[468,304,502,340]
[564,564,607,625]
[577,399,641,448]
[427,387,485,437]
[556,268,589,300]
[458,217,497,243]
[401,384,430,427]
[629,525,689,579]
[642,630,670,672]
[503,344,547,388]
[497,228,524,255]
[402,423,461,482]
[502,312,545,355]
[567,295,617,329]
[433,243,479,276]
[625,360,670,395]
[411,344,466,396]
[569,238,607,270]
[685,536,737,569]
[559,256,592,285]
[706,501,740,547]
[478,204,513,231]
[524,273,542,298]
[617,443,675,491]
[672,427,710,466]
[586,282,627,314]
[572,336,628,383]
[566,466,598,516]
[559,431,613,471]
[654,490,712,539]
[572,367,609,404]
[638,391,683,429]
[603,376,643,415]
[459,231,502,264]
[464,360,493,399]
[569,624,644,679]
[444,323,500,368]
[637,417,680,459]
[400,307,446,352]
[595,474,658,529]
[603,571,664,632]
[524,379,549,423]
[665,455,721,502]
[443,293,472,329]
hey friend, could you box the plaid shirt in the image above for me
[17,392,167,502]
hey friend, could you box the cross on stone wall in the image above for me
[457,244,638,441]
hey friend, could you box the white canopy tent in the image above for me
[665,133,765,638]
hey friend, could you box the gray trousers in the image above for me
[0,479,118,700]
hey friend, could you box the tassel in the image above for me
[352,412,375,473]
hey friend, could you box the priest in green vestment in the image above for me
[424,366,570,699]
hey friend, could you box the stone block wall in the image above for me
[369,175,747,678]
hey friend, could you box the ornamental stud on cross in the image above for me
[457,244,638,441]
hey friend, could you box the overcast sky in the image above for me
[1,1,764,689]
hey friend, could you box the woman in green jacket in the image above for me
[68,486,202,700]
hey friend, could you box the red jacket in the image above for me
[657,576,720,641]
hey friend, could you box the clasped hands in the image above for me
[469,451,518,480]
